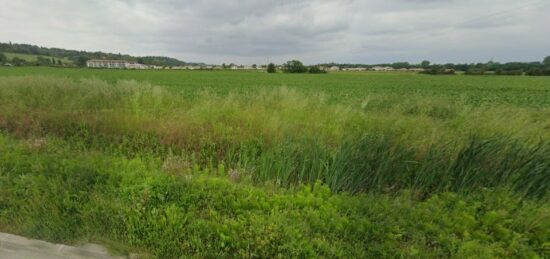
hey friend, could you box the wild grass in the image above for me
[0,72,549,257]
[0,134,548,258]
[0,76,548,198]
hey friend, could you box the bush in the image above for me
[267,63,276,73]
[421,66,455,75]
[526,67,550,76]
[308,66,326,74]
[283,60,307,73]
[464,68,486,75]
[495,69,523,76]
[10,57,26,66]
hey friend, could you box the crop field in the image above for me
[3,53,73,64]
[0,67,549,257]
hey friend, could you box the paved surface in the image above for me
[0,232,124,259]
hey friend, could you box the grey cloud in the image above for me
[0,0,549,64]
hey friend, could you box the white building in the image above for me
[342,67,367,71]
[86,60,150,69]
[372,66,393,71]
[126,63,150,69]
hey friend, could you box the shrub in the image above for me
[421,66,455,75]
[495,69,523,76]
[266,63,276,73]
[283,60,307,73]
[10,57,26,66]
[308,66,326,74]
[526,67,550,76]
[464,68,486,75]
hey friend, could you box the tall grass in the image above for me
[0,76,548,198]
[1,134,547,257]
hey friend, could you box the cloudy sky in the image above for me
[1,0,549,65]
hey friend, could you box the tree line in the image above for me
[266,60,326,74]
[320,56,550,75]
[0,42,202,67]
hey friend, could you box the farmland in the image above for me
[0,67,549,257]
[3,53,73,64]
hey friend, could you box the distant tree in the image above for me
[526,67,550,76]
[222,63,227,69]
[11,57,26,66]
[421,60,430,68]
[252,64,257,69]
[267,63,276,73]
[76,56,89,67]
[544,56,550,67]
[57,59,63,66]
[51,58,56,64]
[283,60,307,73]
[421,65,455,75]
[0,53,6,63]
[391,62,410,69]
[308,66,326,74]
[495,69,523,76]
[137,57,144,64]
[36,56,52,66]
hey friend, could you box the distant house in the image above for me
[329,66,340,71]
[372,66,393,71]
[3,63,13,67]
[86,59,149,69]
[342,67,367,71]
[126,63,150,69]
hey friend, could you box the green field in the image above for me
[0,67,549,258]
[3,52,73,64]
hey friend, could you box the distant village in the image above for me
[86,60,425,72]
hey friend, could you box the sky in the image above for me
[0,0,549,65]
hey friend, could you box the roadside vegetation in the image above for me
[0,71,548,257]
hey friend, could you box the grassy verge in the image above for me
[0,76,548,197]
[0,75,548,257]
[0,134,548,258]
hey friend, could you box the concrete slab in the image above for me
[0,232,125,259]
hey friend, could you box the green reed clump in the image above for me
[0,134,548,258]
[242,134,549,198]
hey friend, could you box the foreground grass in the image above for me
[0,74,548,257]
[0,76,548,197]
[0,134,548,258]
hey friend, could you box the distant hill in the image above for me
[4,52,73,64]
[0,42,203,67]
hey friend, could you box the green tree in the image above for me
[308,66,326,74]
[36,56,52,66]
[76,56,89,67]
[11,57,26,66]
[267,63,276,73]
[0,53,6,63]
[57,59,63,66]
[392,62,410,69]
[421,60,430,68]
[283,60,307,73]
[252,64,257,69]
[543,56,550,67]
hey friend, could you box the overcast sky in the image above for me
[1,0,549,65]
